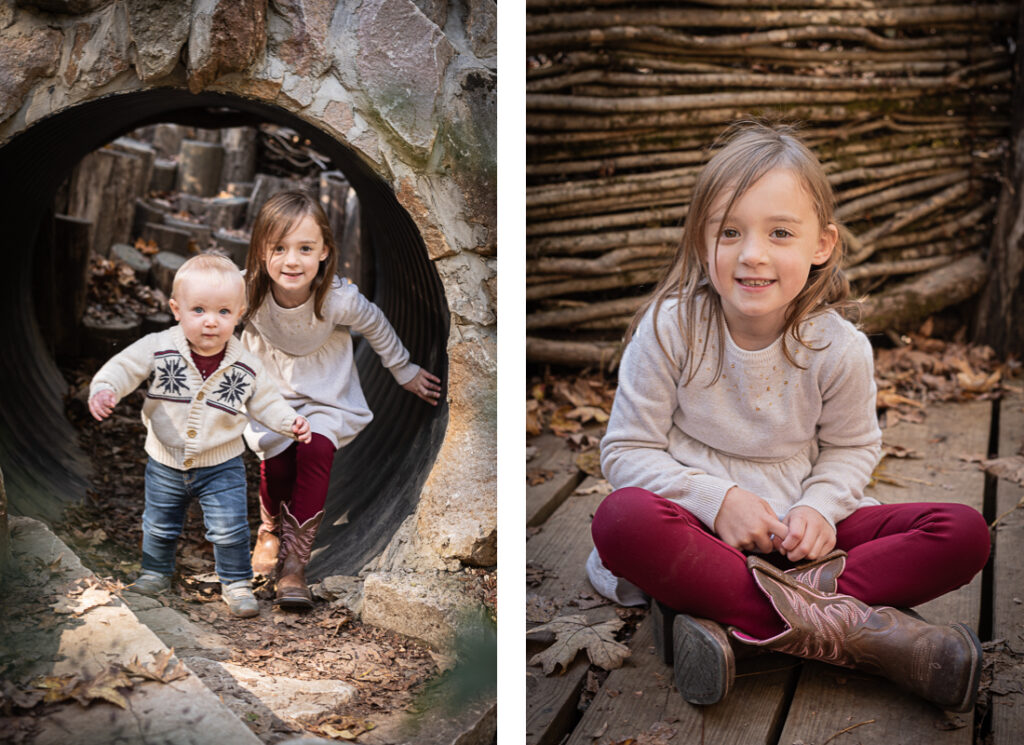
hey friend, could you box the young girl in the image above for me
[589,123,990,712]
[242,191,441,609]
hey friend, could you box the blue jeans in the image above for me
[142,456,252,583]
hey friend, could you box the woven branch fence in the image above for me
[526,0,1019,369]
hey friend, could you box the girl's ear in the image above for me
[813,223,839,265]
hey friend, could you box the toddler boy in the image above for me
[89,253,310,617]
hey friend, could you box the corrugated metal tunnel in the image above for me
[0,89,449,578]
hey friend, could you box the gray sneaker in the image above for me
[221,579,259,618]
[129,571,171,595]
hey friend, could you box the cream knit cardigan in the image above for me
[589,299,883,605]
[89,325,299,471]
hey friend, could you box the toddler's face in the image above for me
[263,213,328,306]
[169,274,246,356]
[704,167,837,345]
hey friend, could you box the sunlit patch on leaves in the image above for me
[51,586,113,616]
[314,715,375,740]
[527,614,630,674]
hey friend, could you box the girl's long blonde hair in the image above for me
[627,121,855,384]
[243,190,339,324]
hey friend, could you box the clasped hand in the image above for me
[714,487,835,562]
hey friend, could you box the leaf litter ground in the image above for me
[48,359,496,743]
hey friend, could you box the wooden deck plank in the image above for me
[778,398,991,745]
[526,477,612,745]
[991,390,1024,744]
[527,433,585,527]
[564,617,797,745]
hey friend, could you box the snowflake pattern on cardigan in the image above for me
[146,352,255,415]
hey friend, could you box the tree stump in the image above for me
[142,222,193,257]
[110,137,155,195]
[149,158,177,193]
[53,214,92,357]
[132,198,171,240]
[213,229,250,268]
[142,312,175,334]
[152,123,186,159]
[319,170,348,245]
[150,252,187,297]
[67,148,150,256]
[80,314,143,359]
[221,126,257,185]
[206,196,249,232]
[110,242,152,281]
[164,216,212,250]
[246,173,301,227]
[226,181,254,197]
[177,140,225,197]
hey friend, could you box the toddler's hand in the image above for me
[780,506,836,562]
[293,416,311,444]
[88,390,117,421]
[402,369,442,406]
[714,486,789,555]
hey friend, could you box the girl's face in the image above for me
[264,213,328,307]
[704,168,837,349]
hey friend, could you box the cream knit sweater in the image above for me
[589,298,883,605]
[242,278,420,460]
[89,325,300,471]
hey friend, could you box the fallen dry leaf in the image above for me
[575,450,603,478]
[527,614,630,674]
[123,649,189,683]
[51,587,113,616]
[980,456,1024,487]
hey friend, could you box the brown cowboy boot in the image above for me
[732,555,982,712]
[275,503,324,610]
[251,502,279,576]
[655,550,848,706]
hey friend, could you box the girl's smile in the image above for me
[705,168,837,350]
[265,213,329,308]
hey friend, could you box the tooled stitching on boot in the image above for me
[278,503,324,564]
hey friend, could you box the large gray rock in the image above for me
[62,2,132,89]
[125,0,193,81]
[187,0,267,93]
[0,20,61,123]
[464,0,496,61]
[361,571,481,649]
[269,0,334,78]
[350,0,454,155]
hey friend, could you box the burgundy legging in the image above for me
[259,433,337,524]
[591,487,990,639]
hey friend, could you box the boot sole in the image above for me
[274,595,314,610]
[673,614,735,706]
[948,623,983,713]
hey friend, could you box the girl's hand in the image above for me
[780,506,836,562]
[402,369,442,406]
[88,390,116,421]
[714,486,789,555]
[293,416,312,444]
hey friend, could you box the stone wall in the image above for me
[0,0,496,635]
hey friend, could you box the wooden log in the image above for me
[319,171,349,251]
[110,242,152,281]
[226,181,254,197]
[246,173,302,227]
[526,337,621,369]
[528,228,680,257]
[527,247,671,276]
[975,1,1024,361]
[132,198,172,240]
[164,216,212,250]
[110,138,155,196]
[177,140,225,197]
[527,269,665,301]
[80,314,143,359]
[142,312,175,334]
[220,126,257,186]
[150,252,188,298]
[53,214,92,358]
[213,229,250,268]
[205,196,249,232]
[859,252,987,334]
[142,222,193,257]
[67,148,151,256]
[845,254,957,282]
[149,158,177,193]
[152,123,185,158]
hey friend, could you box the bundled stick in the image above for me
[527,1,1015,368]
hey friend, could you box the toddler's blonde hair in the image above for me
[171,253,245,308]
[628,121,854,384]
